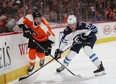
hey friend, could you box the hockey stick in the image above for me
[19,58,54,81]
[19,41,73,81]
[31,38,77,77]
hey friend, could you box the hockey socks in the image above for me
[89,53,101,67]
[56,51,76,72]
[84,46,101,67]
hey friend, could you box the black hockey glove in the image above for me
[23,29,32,38]
[18,24,32,38]
[54,49,63,60]
[44,47,51,56]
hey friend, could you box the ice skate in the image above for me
[94,62,106,76]
[56,65,66,73]
[39,59,45,67]
[28,65,34,72]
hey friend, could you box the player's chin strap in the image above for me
[30,37,77,77]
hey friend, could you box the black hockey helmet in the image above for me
[33,10,42,18]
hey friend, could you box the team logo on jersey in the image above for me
[103,25,112,35]
[113,25,116,33]
[73,35,82,44]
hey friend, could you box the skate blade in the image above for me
[94,71,106,76]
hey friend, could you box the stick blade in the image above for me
[19,76,28,81]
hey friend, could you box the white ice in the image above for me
[12,41,116,84]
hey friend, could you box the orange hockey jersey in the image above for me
[23,14,55,42]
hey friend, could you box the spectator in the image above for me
[0,2,8,16]
[62,13,68,23]
[0,15,8,32]
[10,3,19,17]
[43,7,51,22]
[49,11,57,22]
[6,18,16,32]
[113,9,116,21]
[0,0,116,33]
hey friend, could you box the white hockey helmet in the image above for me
[67,15,77,24]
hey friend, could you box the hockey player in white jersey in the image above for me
[55,15,106,76]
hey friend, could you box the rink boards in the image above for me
[0,22,116,84]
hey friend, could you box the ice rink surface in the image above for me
[14,41,116,84]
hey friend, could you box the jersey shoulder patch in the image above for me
[25,14,33,22]
[78,21,83,26]
[63,26,72,35]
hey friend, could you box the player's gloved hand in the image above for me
[54,49,63,60]
[44,47,51,56]
[23,29,32,38]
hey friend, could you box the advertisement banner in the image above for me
[96,22,116,39]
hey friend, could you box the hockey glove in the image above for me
[18,24,32,38]
[23,29,32,38]
[54,49,63,60]
[44,47,51,56]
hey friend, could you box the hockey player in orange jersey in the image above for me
[18,10,55,72]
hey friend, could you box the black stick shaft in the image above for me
[19,59,54,81]
[19,39,73,81]
[32,39,76,76]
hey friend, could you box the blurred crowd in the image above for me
[0,0,116,33]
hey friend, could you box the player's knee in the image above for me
[84,46,94,56]
[29,48,36,59]
[36,52,45,59]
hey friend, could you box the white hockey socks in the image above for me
[84,46,101,67]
